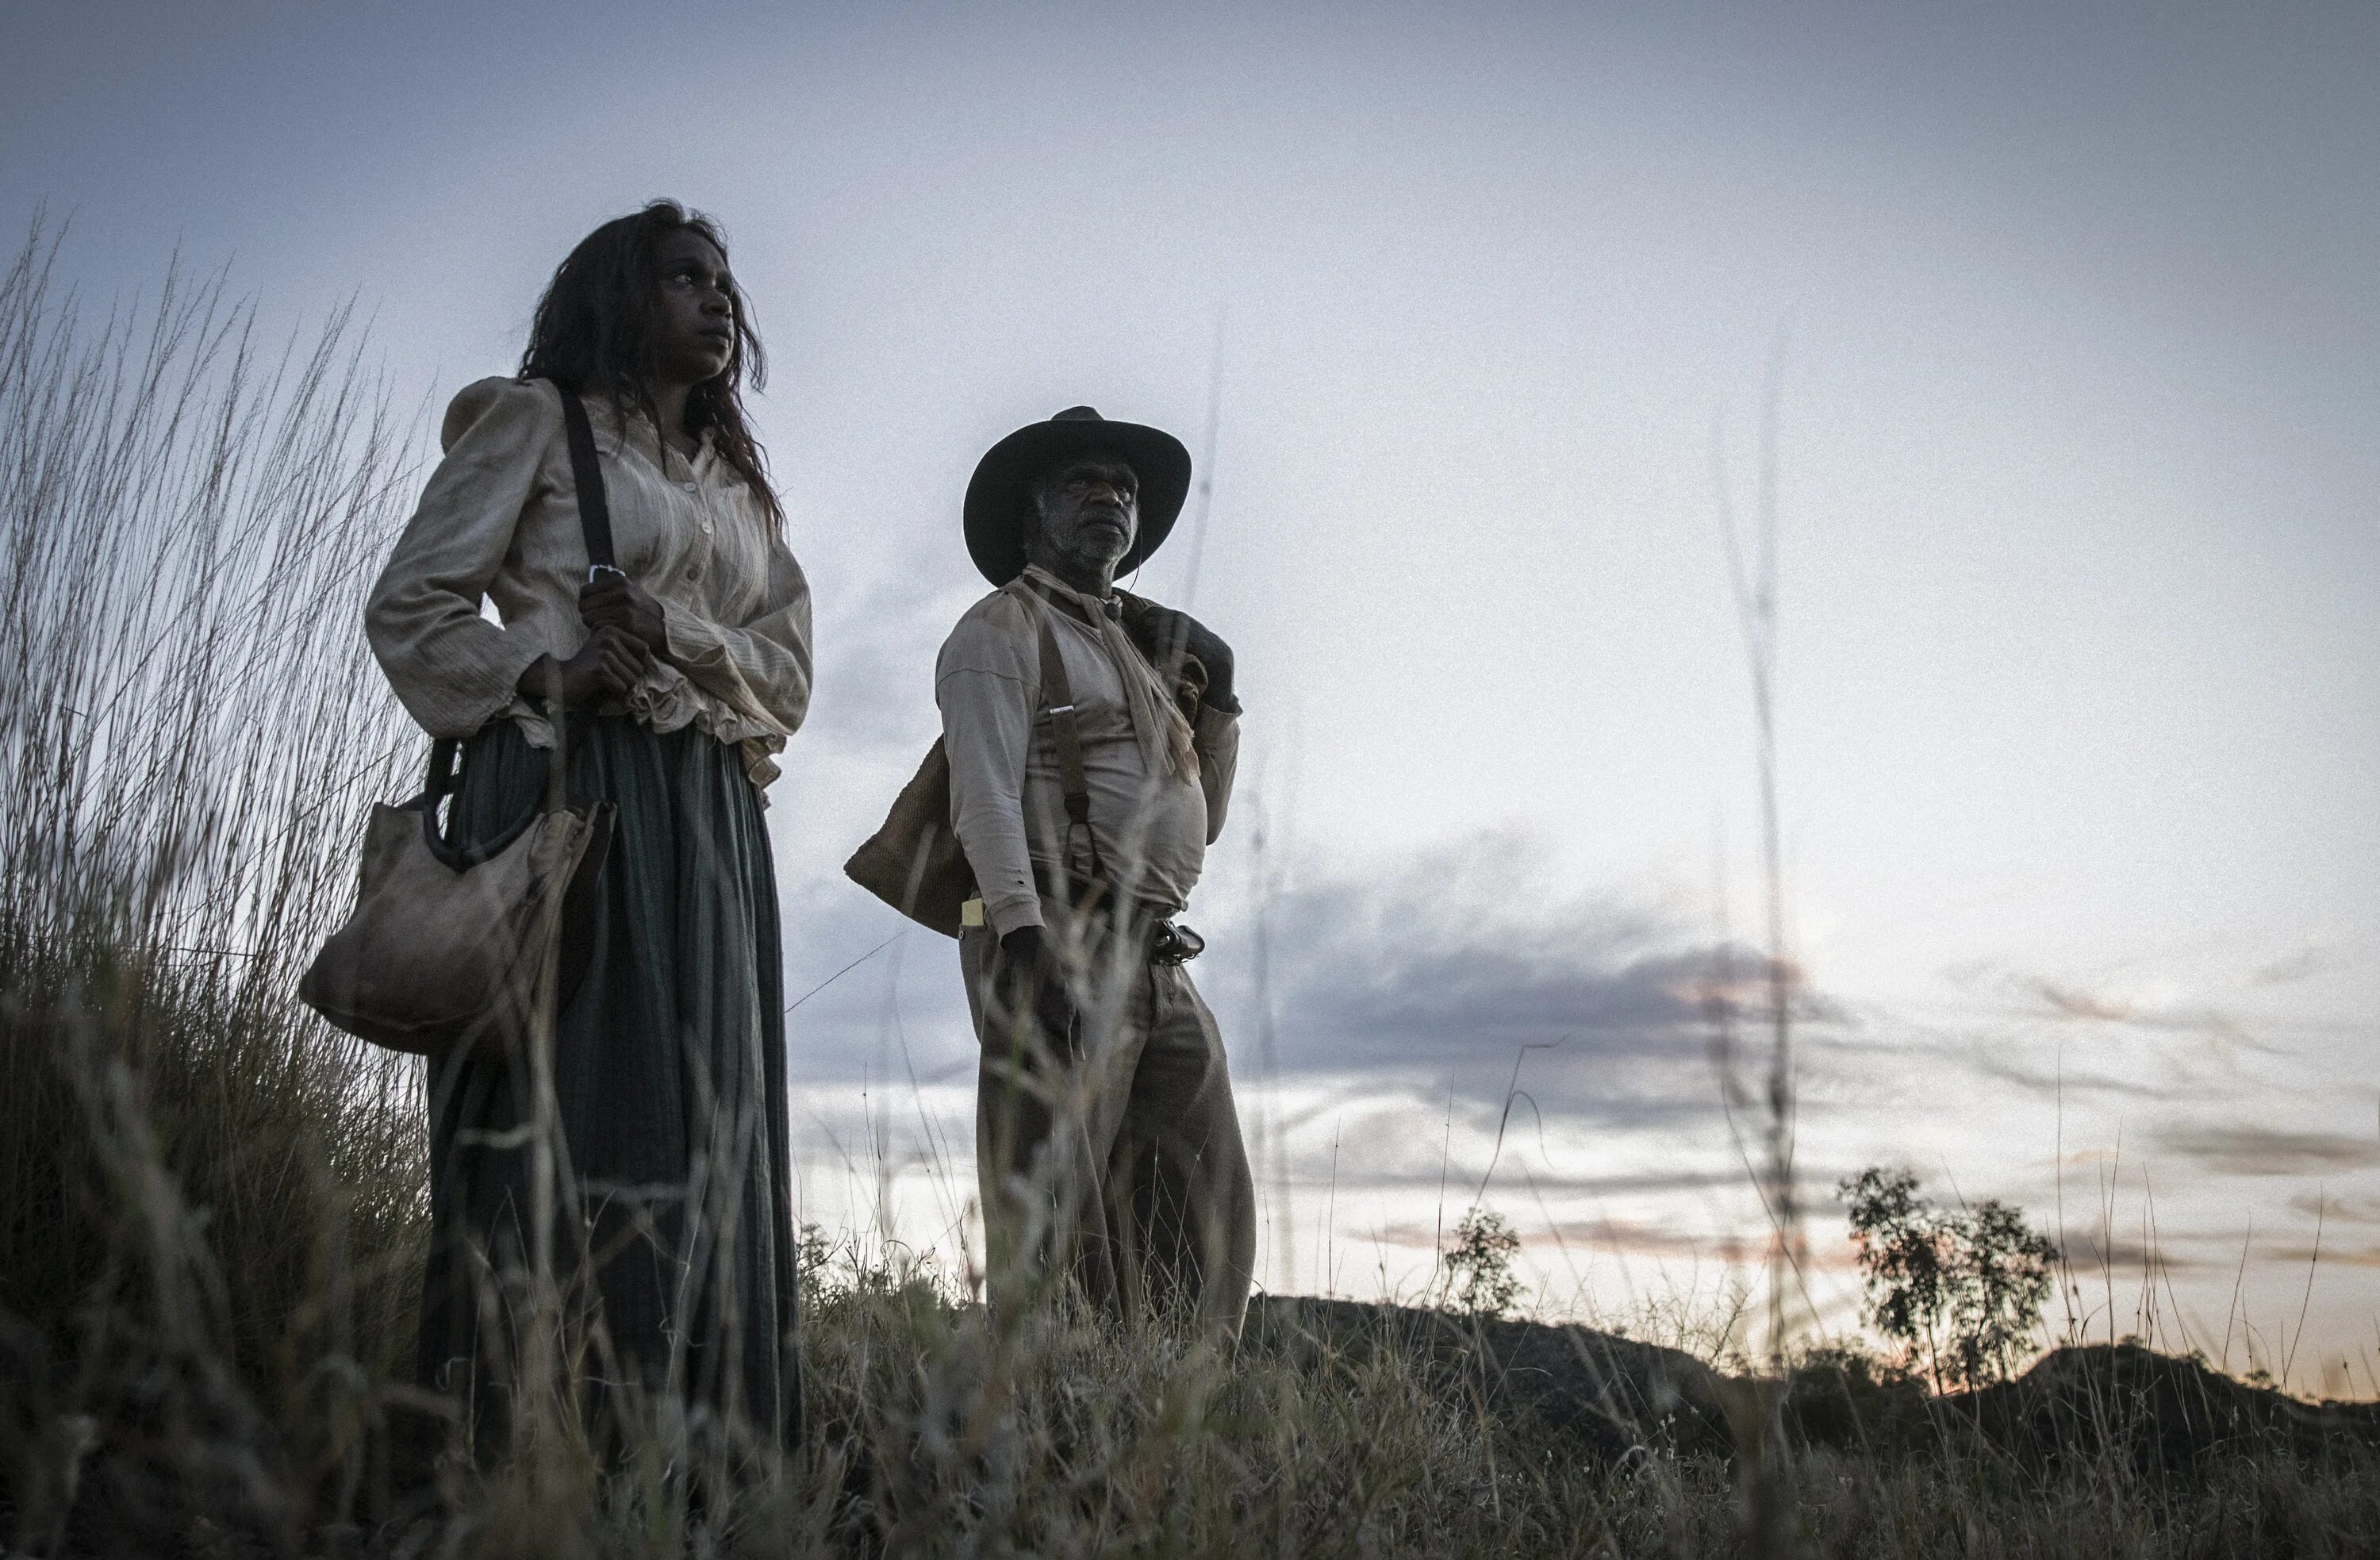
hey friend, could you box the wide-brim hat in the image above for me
[963,406,1192,585]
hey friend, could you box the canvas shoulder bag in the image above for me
[843,584,1099,937]
[300,382,621,1056]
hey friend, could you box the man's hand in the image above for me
[517,626,650,708]
[580,571,668,651]
[1117,594,1236,711]
[992,924,1080,1062]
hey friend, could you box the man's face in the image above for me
[1027,452,1140,577]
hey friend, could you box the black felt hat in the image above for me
[962,406,1192,585]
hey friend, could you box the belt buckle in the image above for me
[1150,920,1204,965]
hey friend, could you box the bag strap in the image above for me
[555,382,619,571]
[414,379,618,862]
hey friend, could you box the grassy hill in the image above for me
[5,947,2374,1556]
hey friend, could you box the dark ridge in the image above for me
[1249,1299,2380,1474]
[1941,1343,2380,1470]
[1244,1295,1737,1462]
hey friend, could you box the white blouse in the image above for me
[366,377,812,788]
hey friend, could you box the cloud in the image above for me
[2018,981,2276,1056]
[1956,1048,2195,1104]
[798,567,982,760]
[1372,1212,1759,1262]
[1266,1105,1801,1201]
[2251,947,2332,987]
[2034,982,2140,1023]
[1365,1212,1867,1272]
[2290,1190,2380,1227]
[2264,1243,2380,1269]
[2149,1124,2380,1178]
[1245,836,1834,1128]
[1936,960,2301,1062]
[2056,1229,2216,1275]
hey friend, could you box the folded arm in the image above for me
[1118,592,1244,843]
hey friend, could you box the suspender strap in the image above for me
[555,382,619,571]
[1031,602,1107,886]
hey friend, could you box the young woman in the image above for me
[367,202,809,1448]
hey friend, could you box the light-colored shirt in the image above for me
[367,377,812,787]
[937,568,1239,936]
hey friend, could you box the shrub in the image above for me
[1442,1206,1523,1319]
[1840,1166,2059,1392]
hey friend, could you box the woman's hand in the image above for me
[517,626,650,708]
[580,571,667,650]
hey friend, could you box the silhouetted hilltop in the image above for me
[1246,1297,2380,1474]
[1948,1343,2380,1469]
[1247,1295,1739,1461]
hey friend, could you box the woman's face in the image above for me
[652,229,737,389]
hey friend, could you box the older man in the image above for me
[938,405,1254,1337]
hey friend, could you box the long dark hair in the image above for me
[520,201,783,527]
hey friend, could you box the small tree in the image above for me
[1444,1206,1523,1318]
[1841,1167,2058,1392]
[1948,1199,2061,1388]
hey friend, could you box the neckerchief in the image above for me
[1019,565,1199,781]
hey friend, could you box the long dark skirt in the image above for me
[414,715,797,1451]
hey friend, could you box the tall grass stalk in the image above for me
[1710,336,1807,1554]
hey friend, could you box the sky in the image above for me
[6,0,2376,1393]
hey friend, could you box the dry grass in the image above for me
[0,219,426,1554]
[2,227,2374,1557]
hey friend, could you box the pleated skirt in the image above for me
[413,714,797,1449]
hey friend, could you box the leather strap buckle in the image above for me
[1150,920,1204,966]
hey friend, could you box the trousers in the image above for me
[961,902,1256,1339]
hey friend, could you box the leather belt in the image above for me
[1029,863,1203,964]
